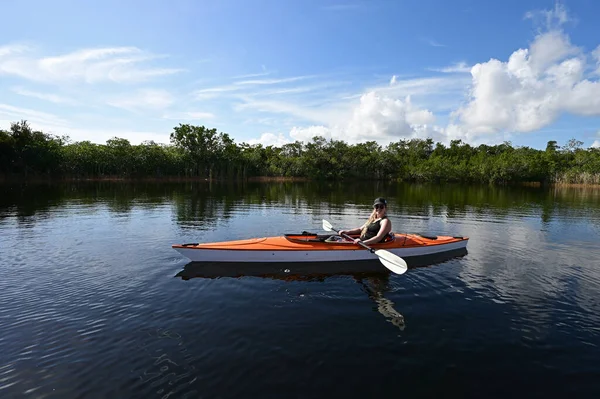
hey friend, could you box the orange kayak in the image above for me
[172,231,469,263]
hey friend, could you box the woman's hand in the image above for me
[353,238,361,244]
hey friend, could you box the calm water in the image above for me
[1,181,600,398]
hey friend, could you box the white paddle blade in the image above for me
[322,219,335,232]
[374,249,408,275]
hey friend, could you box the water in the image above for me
[1,181,599,398]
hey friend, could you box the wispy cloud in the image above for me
[234,75,314,85]
[372,75,468,96]
[192,75,326,101]
[233,97,345,125]
[0,44,184,84]
[162,111,215,120]
[192,84,242,100]
[0,43,30,57]
[107,89,174,112]
[11,86,78,105]
[0,103,68,126]
[232,65,274,79]
[231,71,271,79]
[422,38,447,48]
[524,2,575,31]
[428,62,472,73]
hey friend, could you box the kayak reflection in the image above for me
[174,247,468,280]
[174,248,467,331]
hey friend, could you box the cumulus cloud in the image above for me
[246,132,291,147]
[593,45,600,75]
[592,130,600,148]
[247,16,600,147]
[451,28,600,136]
[288,91,439,145]
[255,3,599,147]
[0,44,183,84]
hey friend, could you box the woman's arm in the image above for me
[339,226,362,236]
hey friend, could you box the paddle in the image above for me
[322,219,408,275]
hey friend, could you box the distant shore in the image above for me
[1,174,599,187]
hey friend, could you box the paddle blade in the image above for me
[374,249,408,275]
[322,219,335,232]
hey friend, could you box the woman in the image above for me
[339,197,392,245]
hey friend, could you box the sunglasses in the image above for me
[374,204,385,210]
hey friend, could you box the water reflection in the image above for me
[2,180,600,398]
[175,259,408,330]
[2,181,599,228]
[174,248,468,332]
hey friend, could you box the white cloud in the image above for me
[191,75,318,101]
[232,71,271,79]
[368,76,469,97]
[423,38,446,48]
[524,2,573,31]
[288,92,438,145]
[0,103,68,126]
[58,126,170,145]
[528,30,579,72]
[162,111,215,120]
[234,76,312,86]
[192,85,241,100]
[0,108,169,144]
[233,97,342,125]
[592,130,600,148]
[107,89,174,112]
[0,44,29,57]
[451,29,600,136]
[11,86,78,105]
[246,132,291,146]
[0,44,183,84]
[289,125,335,143]
[429,62,472,73]
[593,45,600,75]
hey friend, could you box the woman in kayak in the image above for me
[339,197,392,245]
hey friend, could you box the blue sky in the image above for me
[1,0,599,149]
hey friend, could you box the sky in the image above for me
[1,0,600,149]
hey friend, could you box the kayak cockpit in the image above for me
[283,231,396,244]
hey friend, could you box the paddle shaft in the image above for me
[336,230,375,253]
[322,218,407,275]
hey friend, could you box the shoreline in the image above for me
[1,175,599,187]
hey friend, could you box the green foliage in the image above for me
[1,120,600,185]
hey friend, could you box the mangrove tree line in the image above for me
[1,120,599,184]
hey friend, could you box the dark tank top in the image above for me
[360,216,388,241]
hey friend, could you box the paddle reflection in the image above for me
[355,275,406,331]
